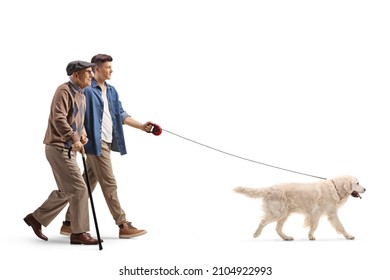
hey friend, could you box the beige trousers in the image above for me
[65,141,127,226]
[33,145,90,233]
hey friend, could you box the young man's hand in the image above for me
[143,121,154,133]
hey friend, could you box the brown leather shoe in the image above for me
[70,233,100,245]
[119,222,147,238]
[85,232,103,243]
[23,213,48,241]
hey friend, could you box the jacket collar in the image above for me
[91,78,109,90]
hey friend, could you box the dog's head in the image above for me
[330,176,366,201]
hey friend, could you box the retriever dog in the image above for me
[234,176,366,240]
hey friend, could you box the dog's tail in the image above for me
[234,186,266,198]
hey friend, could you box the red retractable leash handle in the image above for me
[150,123,162,136]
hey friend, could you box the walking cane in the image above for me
[82,154,103,250]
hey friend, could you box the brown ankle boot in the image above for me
[60,221,71,236]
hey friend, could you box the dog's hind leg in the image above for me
[275,216,294,241]
[327,211,355,240]
[253,215,277,238]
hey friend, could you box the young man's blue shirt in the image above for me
[84,78,130,156]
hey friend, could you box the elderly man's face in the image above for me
[74,67,94,89]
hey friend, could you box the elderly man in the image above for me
[24,60,101,245]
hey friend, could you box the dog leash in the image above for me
[161,128,327,180]
[66,125,326,180]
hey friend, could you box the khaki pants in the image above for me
[33,145,90,233]
[65,141,127,226]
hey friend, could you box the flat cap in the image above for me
[66,60,95,76]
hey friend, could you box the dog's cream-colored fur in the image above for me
[234,176,366,241]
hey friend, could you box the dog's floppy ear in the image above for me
[329,183,340,201]
[332,176,352,199]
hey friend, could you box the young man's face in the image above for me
[96,61,113,81]
[74,67,94,89]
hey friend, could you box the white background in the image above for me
[1,0,389,279]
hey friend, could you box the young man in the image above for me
[24,60,101,245]
[60,54,155,238]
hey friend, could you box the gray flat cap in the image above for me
[66,60,95,76]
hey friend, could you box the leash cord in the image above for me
[162,128,327,180]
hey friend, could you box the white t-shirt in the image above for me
[101,88,113,143]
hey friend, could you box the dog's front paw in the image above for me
[283,236,294,241]
[308,234,316,240]
[345,234,355,240]
[253,232,260,238]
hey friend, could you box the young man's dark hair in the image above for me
[91,54,113,67]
